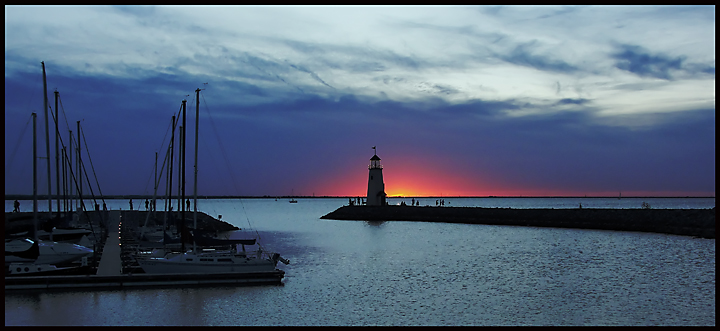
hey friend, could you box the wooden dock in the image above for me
[5,270,286,291]
[96,210,122,276]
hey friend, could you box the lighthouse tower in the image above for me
[366,148,386,206]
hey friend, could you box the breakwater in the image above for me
[4,210,239,235]
[117,210,240,231]
[321,206,716,239]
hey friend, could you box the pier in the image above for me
[96,210,122,276]
[321,205,716,239]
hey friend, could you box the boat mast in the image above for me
[193,88,200,254]
[166,115,175,227]
[181,99,187,253]
[32,112,38,241]
[163,115,176,249]
[68,130,73,212]
[42,62,52,217]
[77,120,82,212]
[55,90,61,218]
[62,146,67,213]
[177,125,183,214]
[154,151,158,219]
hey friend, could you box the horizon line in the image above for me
[4,194,716,200]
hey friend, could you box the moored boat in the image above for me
[136,247,287,274]
[134,88,288,275]
[5,237,93,266]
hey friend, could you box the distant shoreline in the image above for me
[4,195,716,200]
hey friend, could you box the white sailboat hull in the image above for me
[136,252,279,274]
[5,238,93,266]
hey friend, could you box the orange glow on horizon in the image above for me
[313,154,507,197]
[310,155,715,198]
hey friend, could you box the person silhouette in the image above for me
[129,199,134,210]
[13,200,20,213]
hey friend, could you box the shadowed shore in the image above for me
[117,211,239,231]
[321,206,716,239]
[4,210,239,235]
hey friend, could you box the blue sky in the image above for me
[4,5,715,197]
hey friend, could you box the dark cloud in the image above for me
[283,39,425,72]
[286,62,335,89]
[555,98,590,106]
[499,42,579,73]
[611,44,715,80]
[685,63,716,76]
[612,44,683,80]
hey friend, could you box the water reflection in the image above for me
[4,198,716,326]
[364,220,385,227]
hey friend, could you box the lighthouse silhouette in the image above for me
[366,147,387,206]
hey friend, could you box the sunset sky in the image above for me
[5,5,715,197]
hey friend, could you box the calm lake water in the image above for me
[4,197,716,326]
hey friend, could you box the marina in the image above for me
[4,66,287,292]
[5,209,286,291]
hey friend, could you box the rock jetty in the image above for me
[118,211,239,232]
[321,206,716,239]
[4,210,238,235]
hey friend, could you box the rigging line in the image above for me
[5,113,33,176]
[144,118,175,193]
[198,126,234,196]
[155,138,172,191]
[200,93,243,193]
[200,92,258,238]
[142,162,154,194]
[153,123,172,188]
[75,156,98,237]
[47,104,82,207]
[142,106,180,194]
[58,96,74,140]
[47,106,73,169]
[157,113,174,158]
[79,125,106,204]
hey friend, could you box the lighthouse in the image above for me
[366,147,386,206]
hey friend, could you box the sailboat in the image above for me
[289,189,298,203]
[136,88,289,274]
[5,237,93,266]
[5,64,94,270]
